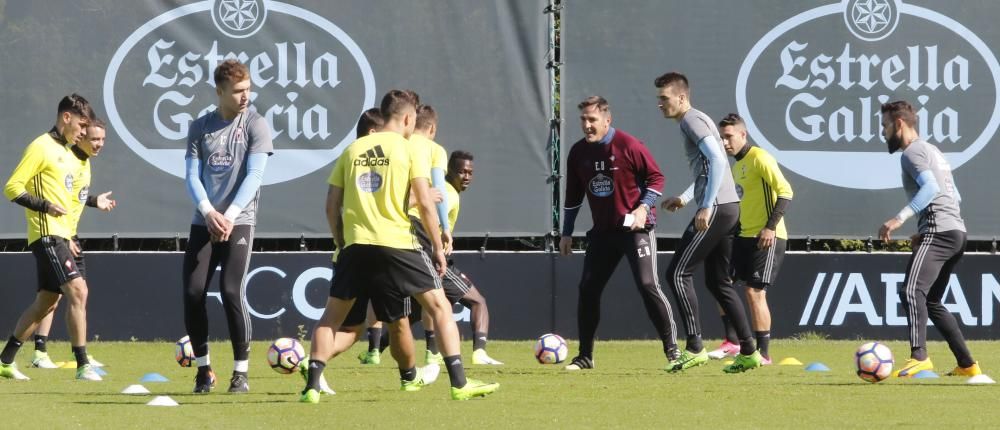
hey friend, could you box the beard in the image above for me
[886,132,904,154]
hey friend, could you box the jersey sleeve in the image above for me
[563,146,584,210]
[680,113,716,144]
[431,145,447,171]
[247,115,275,155]
[186,118,202,160]
[409,142,432,181]
[328,152,346,187]
[447,185,460,230]
[629,140,665,196]
[756,152,793,200]
[4,142,46,201]
[901,145,930,179]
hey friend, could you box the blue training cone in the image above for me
[804,362,830,372]
[140,373,169,383]
[913,370,939,379]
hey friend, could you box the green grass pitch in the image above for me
[1,339,998,428]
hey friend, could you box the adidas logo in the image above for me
[354,145,390,166]
[638,238,648,246]
[237,237,248,246]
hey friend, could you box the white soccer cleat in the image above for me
[319,373,336,395]
[76,364,103,381]
[0,362,30,380]
[472,349,504,365]
[87,355,105,367]
[30,351,59,369]
[707,341,740,360]
[420,363,441,385]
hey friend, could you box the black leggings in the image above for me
[182,224,255,361]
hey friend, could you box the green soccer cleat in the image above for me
[358,350,381,365]
[0,362,30,380]
[30,351,58,369]
[400,367,428,392]
[76,364,103,381]
[450,378,500,400]
[425,350,444,366]
[666,348,709,373]
[299,388,321,404]
[723,350,764,374]
[298,358,336,395]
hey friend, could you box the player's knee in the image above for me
[62,280,88,304]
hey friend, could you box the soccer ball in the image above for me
[534,333,568,364]
[175,335,195,367]
[267,337,306,374]
[855,342,894,383]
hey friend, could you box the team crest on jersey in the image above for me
[79,186,89,203]
[589,173,613,197]
[735,184,744,198]
[64,174,74,192]
[233,127,246,146]
[208,151,235,171]
[357,172,383,192]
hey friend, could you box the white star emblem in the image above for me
[852,0,890,34]
[220,0,258,31]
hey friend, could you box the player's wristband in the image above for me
[197,200,215,218]
[895,206,915,223]
[86,195,99,208]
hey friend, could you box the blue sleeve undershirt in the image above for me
[698,136,726,208]
[185,158,210,208]
[907,170,939,213]
[432,167,450,232]
[230,153,270,211]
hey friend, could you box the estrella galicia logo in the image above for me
[357,172,383,193]
[588,173,613,197]
[354,145,389,166]
[104,0,375,185]
[64,174,74,193]
[735,183,744,199]
[78,186,89,203]
[736,0,1000,189]
[209,151,235,171]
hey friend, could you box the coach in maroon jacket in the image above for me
[559,96,679,370]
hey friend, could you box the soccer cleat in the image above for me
[425,350,444,365]
[0,362,30,380]
[472,349,504,365]
[87,355,105,367]
[723,350,764,373]
[666,348,709,372]
[707,340,741,360]
[400,368,428,392]
[761,355,773,366]
[30,351,58,369]
[564,355,594,371]
[420,363,441,385]
[358,350,381,365]
[297,360,336,395]
[893,358,933,378]
[299,388,321,404]
[947,362,982,377]
[193,369,216,393]
[450,378,500,400]
[227,372,249,393]
[75,364,103,381]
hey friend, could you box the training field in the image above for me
[2,339,999,428]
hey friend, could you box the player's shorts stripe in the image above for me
[903,233,934,347]
[671,208,716,333]
[444,269,471,296]
[417,249,443,290]
[647,230,676,343]
[236,227,255,345]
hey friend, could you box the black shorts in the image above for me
[442,265,474,304]
[30,236,83,293]
[331,244,441,323]
[731,236,786,288]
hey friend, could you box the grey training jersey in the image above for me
[186,109,274,226]
[679,109,739,206]
[900,139,965,234]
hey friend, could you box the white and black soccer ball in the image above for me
[534,333,568,364]
[175,335,195,367]
[267,337,306,374]
[855,341,894,383]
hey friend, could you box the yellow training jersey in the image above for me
[66,151,91,237]
[3,132,79,244]
[406,134,448,219]
[732,146,793,239]
[445,182,460,230]
[328,131,431,250]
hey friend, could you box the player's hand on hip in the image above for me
[694,207,713,231]
[69,237,81,257]
[661,196,684,213]
[46,202,67,217]
[757,228,776,249]
[559,236,572,256]
[441,230,453,256]
[96,191,116,211]
[432,249,447,276]
[629,205,648,231]
[878,217,902,242]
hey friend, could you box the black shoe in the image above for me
[564,355,594,370]
[228,371,249,393]
[193,369,216,393]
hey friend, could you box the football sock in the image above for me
[33,335,48,353]
[721,315,738,343]
[306,360,325,391]
[738,338,755,356]
[686,335,703,353]
[443,355,467,388]
[72,345,89,367]
[1,336,23,364]
[425,330,439,354]
[755,331,771,358]
[399,367,417,382]
[473,332,488,351]
[379,331,391,354]
[367,327,382,352]
[234,360,249,373]
[195,355,211,368]
[911,346,928,361]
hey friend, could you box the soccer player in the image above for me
[559,96,677,371]
[655,72,762,373]
[300,89,498,403]
[716,113,792,365]
[30,119,116,370]
[877,100,981,378]
[182,59,273,393]
[1,94,102,381]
